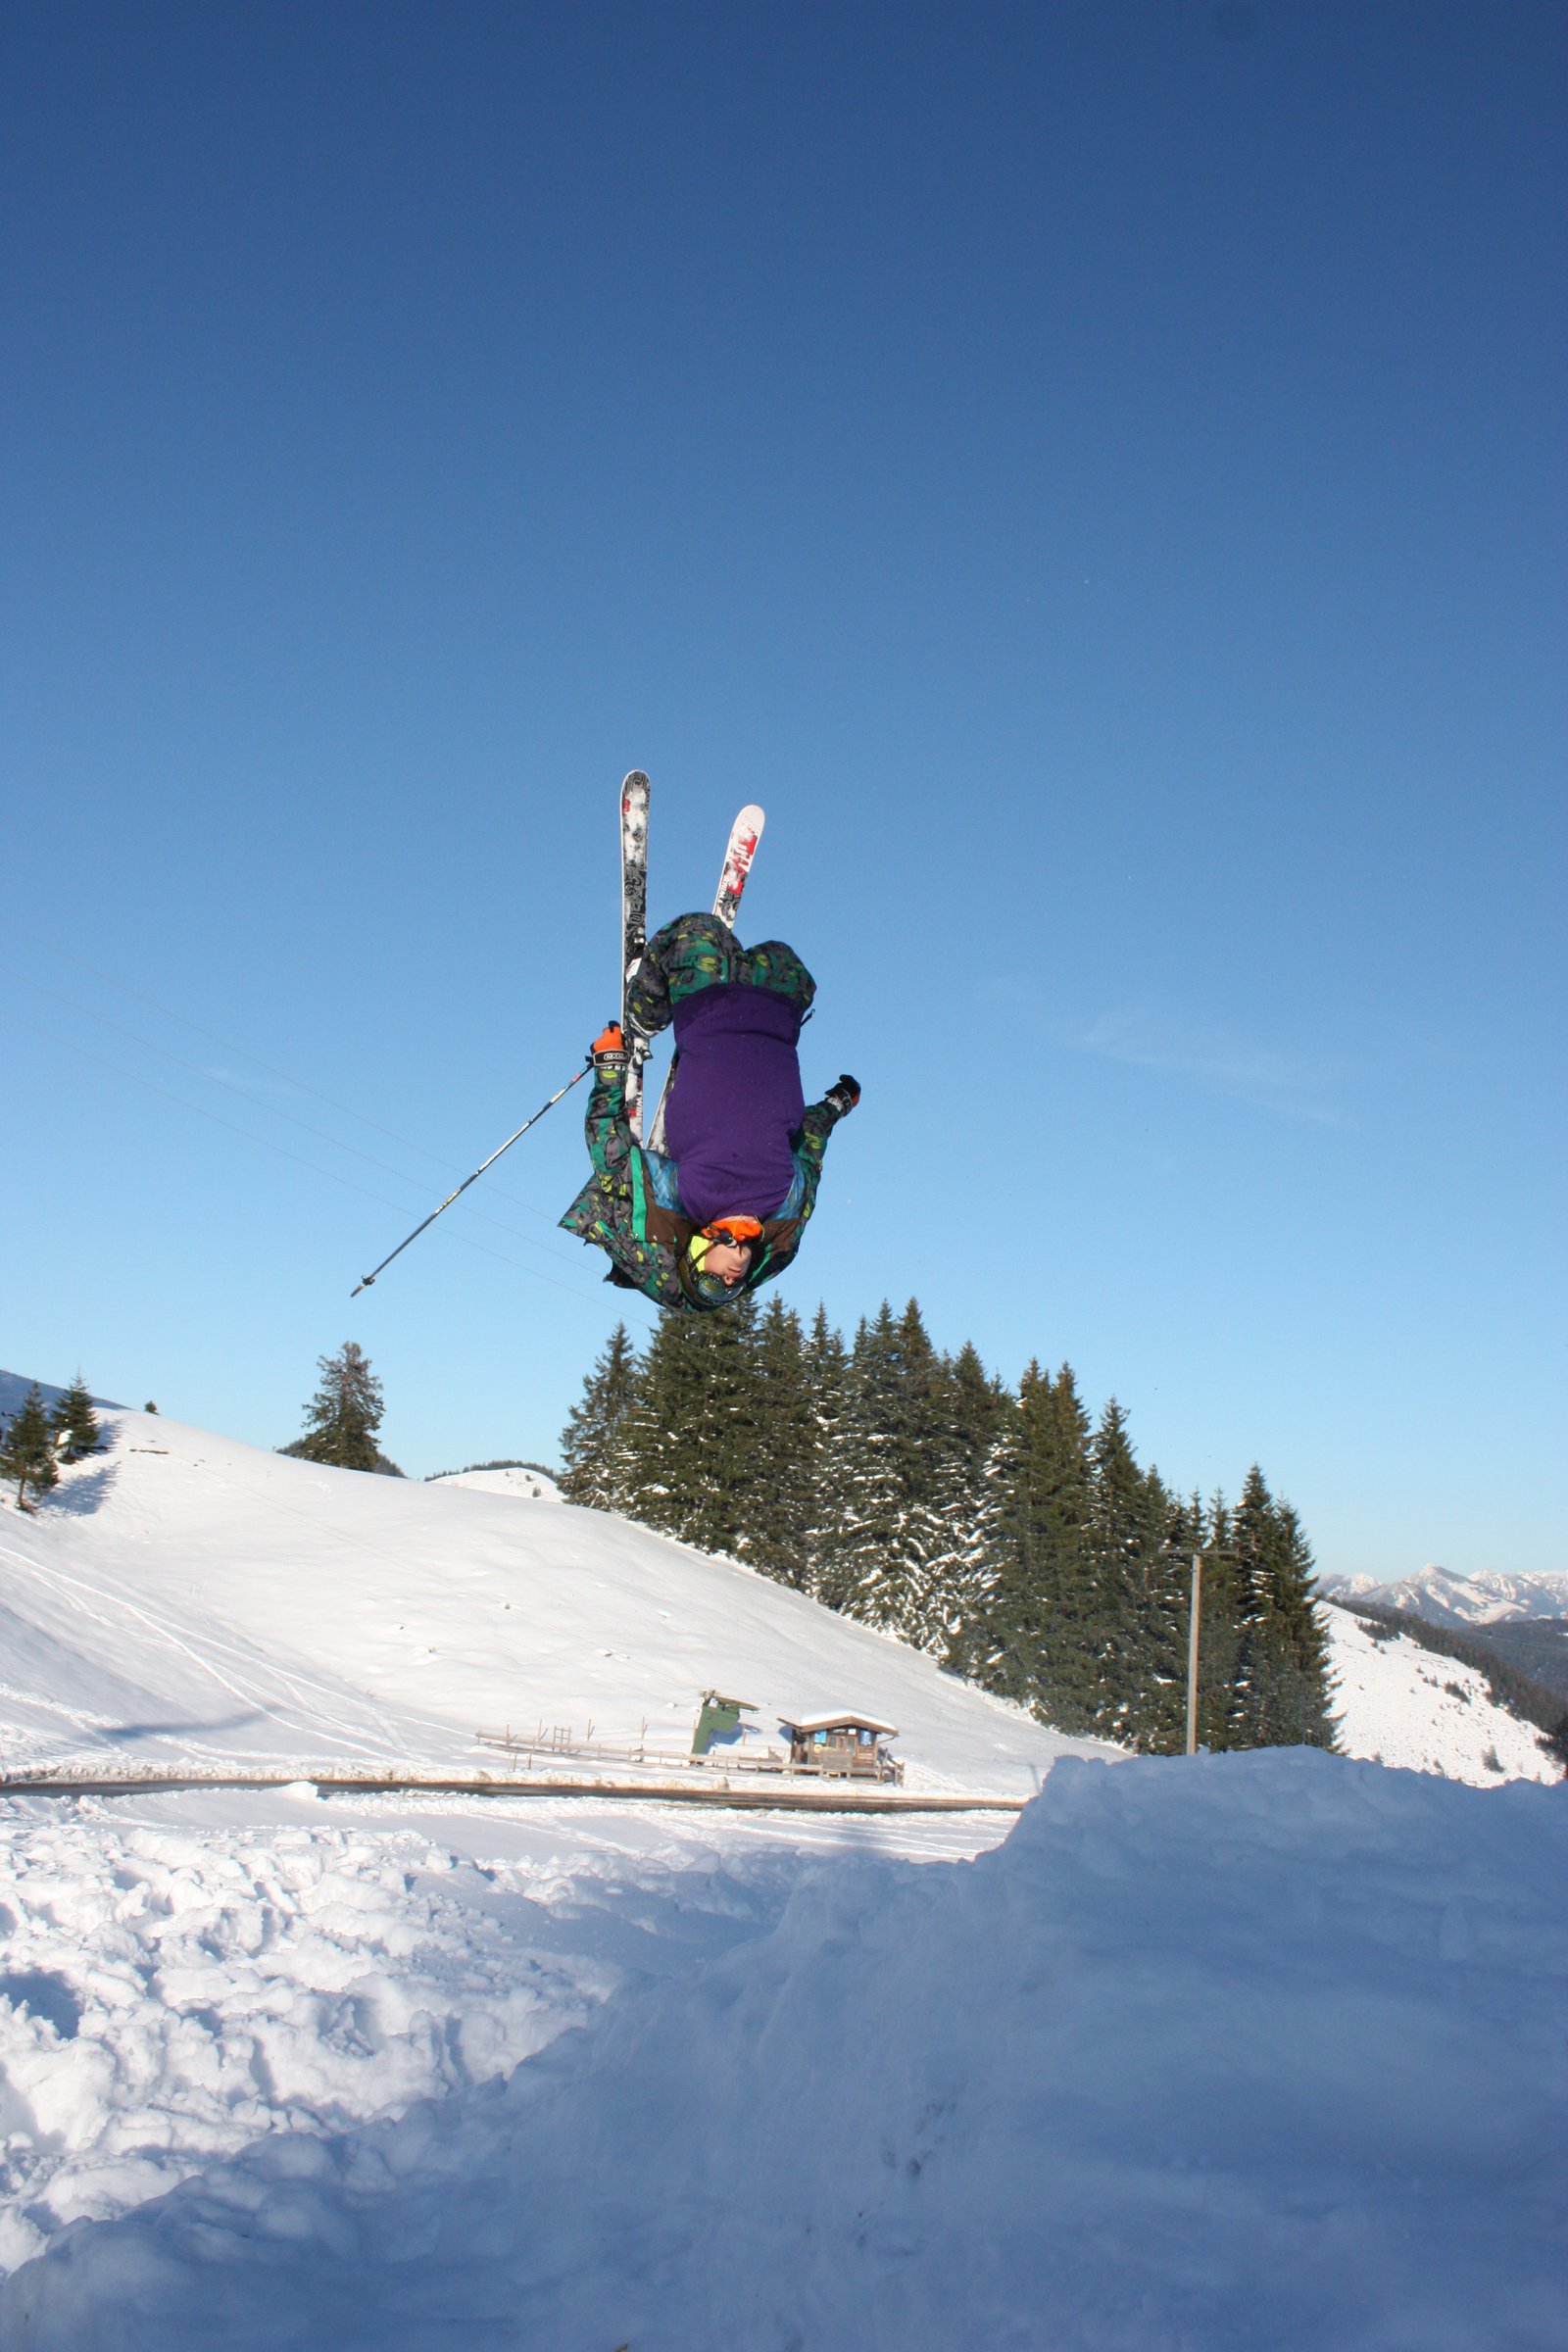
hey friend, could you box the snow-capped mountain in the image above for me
[1318,1563,1568,1628]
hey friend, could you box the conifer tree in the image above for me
[1229,1472,1337,1748]
[1,1385,60,1509]
[987,1362,1098,1732]
[736,1298,815,1588]
[290,1342,385,1471]
[1224,1466,1278,1746]
[1267,1498,1337,1748]
[560,1323,639,1511]
[802,1305,856,1606]
[925,1342,1009,1663]
[1085,1399,1172,1742]
[620,1294,764,1555]
[50,1373,101,1463]
[829,1301,944,1637]
[942,1378,1022,1681]
[1192,1491,1247,1750]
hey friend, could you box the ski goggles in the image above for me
[699,1216,763,1248]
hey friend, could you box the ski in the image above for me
[646,803,764,1153]
[713,802,765,929]
[620,770,651,1139]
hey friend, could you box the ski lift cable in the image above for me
[0,1005,606,1309]
[8,922,565,1225]
[0,958,577,1269]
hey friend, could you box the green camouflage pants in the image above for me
[626,911,815,1038]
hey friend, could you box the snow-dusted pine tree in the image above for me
[0,1384,60,1509]
[560,1323,638,1511]
[735,1298,814,1588]
[987,1362,1098,1732]
[1226,1469,1336,1749]
[288,1343,385,1472]
[50,1372,101,1462]
[802,1305,856,1605]
[827,1301,945,1638]
[620,1294,764,1556]
[922,1341,1010,1663]
[1085,1399,1171,1744]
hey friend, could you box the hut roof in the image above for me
[783,1711,899,1739]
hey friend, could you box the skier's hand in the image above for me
[590,1021,630,1071]
[823,1073,861,1118]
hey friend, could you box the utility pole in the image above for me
[1186,1551,1202,1756]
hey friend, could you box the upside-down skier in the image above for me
[559,909,860,1311]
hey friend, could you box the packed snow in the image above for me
[2,1389,1563,2344]
[0,1814,618,2277]
[1323,1601,1559,1787]
[4,1753,1565,2352]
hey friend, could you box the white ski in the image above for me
[620,770,651,1139]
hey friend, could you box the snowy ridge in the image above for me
[424,1464,562,1501]
[1319,1562,1568,1627]
[1324,1602,1557,1786]
[0,1401,1106,1793]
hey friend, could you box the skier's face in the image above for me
[703,1240,753,1288]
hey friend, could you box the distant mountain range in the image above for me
[1318,1564,1568,1630]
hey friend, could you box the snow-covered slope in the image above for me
[0,1402,1103,1793]
[1320,1562,1568,1627]
[4,1392,1563,2343]
[1324,1601,1558,1786]
[425,1463,562,1501]
[6,1751,1564,2352]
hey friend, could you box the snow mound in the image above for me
[6,1750,1564,2352]
[1325,1602,1558,1786]
[425,1464,562,1501]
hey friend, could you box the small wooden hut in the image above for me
[780,1712,903,1784]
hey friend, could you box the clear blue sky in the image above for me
[4,1,1563,1578]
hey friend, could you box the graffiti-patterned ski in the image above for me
[620,770,650,1140]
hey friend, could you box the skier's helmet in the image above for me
[683,1216,761,1308]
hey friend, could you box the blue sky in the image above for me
[3,1,1562,1578]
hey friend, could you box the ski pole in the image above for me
[351,1059,589,1298]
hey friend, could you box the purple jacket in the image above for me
[663,985,806,1226]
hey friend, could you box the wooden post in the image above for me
[1186,1551,1202,1755]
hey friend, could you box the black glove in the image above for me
[823,1073,861,1118]
[590,1021,629,1071]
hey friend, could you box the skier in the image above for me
[560,910,859,1311]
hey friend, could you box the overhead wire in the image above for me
[0,958,581,1272]
[8,919,570,1224]
[0,1004,608,1309]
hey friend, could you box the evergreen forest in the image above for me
[561,1298,1337,1755]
